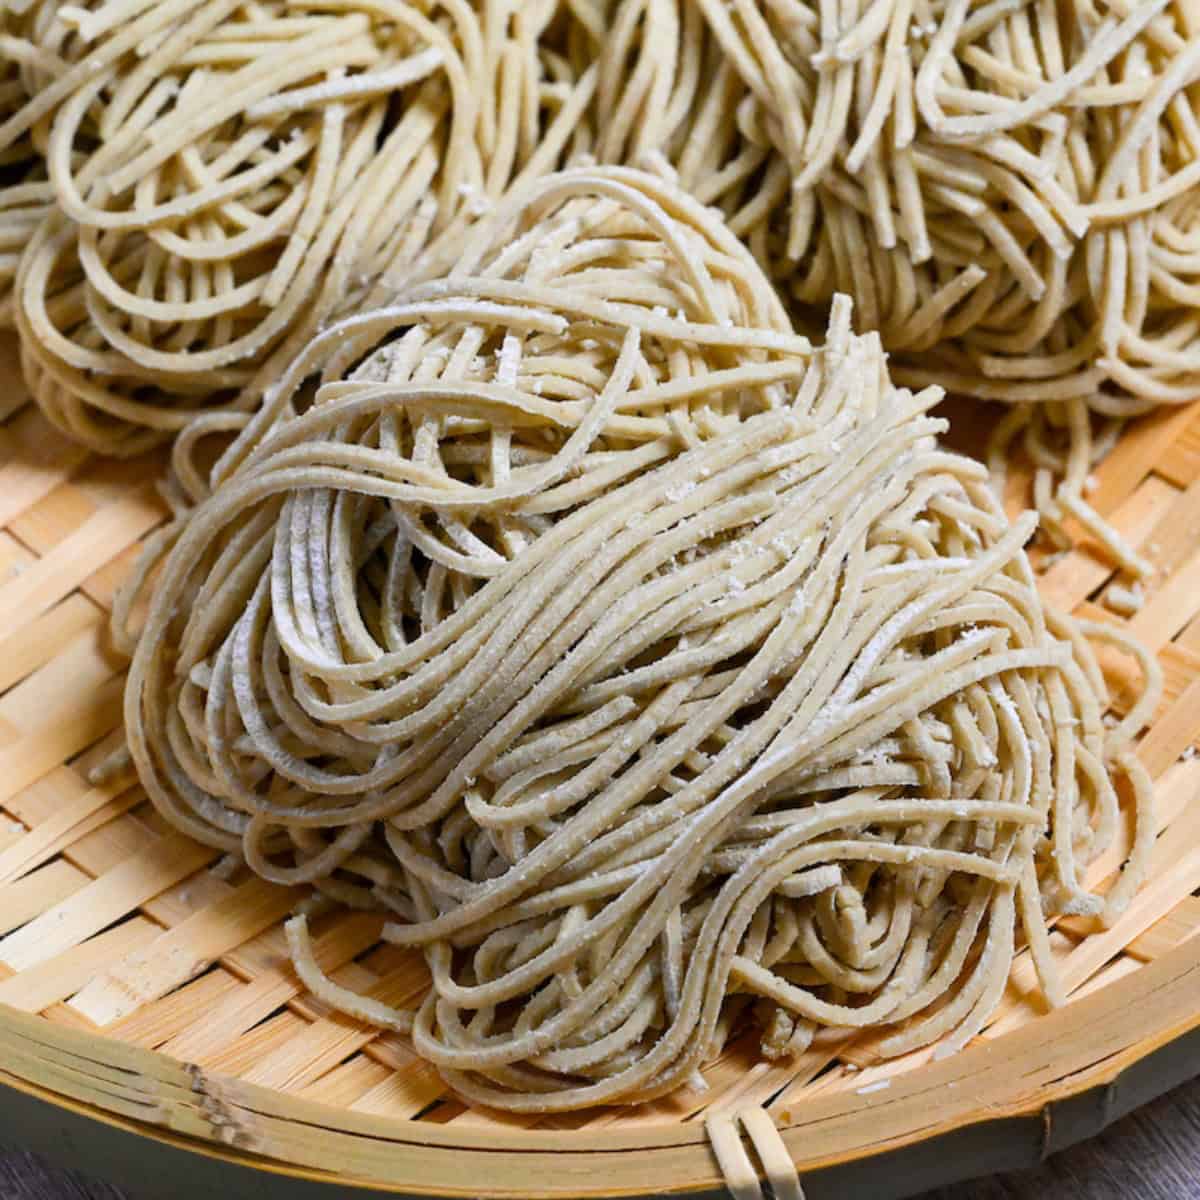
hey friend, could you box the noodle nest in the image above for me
[4,0,592,453]
[125,168,1159,1111]
[571,0,1200,555]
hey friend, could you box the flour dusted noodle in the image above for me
[12,0,1200,532]
[571,0,1200,563]
[6,0,593,453]
[125,168,1158,1111]
[0,0,62,327]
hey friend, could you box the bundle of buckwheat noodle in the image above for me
[569,0,1200,566]
[123,167,1159,1112]
[0,0,58,326]
[3,0,594,454]
[8,0,1200,545]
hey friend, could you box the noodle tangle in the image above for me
[569,0,1200,562]
[5,0,593,453]
[124,168,1159,1111]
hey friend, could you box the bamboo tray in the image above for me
[2,331,1200,1199]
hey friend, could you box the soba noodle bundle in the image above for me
[7,0,593,453]
[0,0,59,326]
[572,0,1200,562]
[125,168,1158,1111]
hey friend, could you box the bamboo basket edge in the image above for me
[3,928,1200,1197]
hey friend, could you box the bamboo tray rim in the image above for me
[5,927,1200,1198]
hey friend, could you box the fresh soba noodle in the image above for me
[569,0,1200,564]
[3,0,594,453]
[124,169,1159,1111]
[0,0,58,327]
[7,0,1200,561]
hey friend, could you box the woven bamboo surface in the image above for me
[2,329,1200,1198]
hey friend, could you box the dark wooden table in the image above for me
[4,1074,1200,1200]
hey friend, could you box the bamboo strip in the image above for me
[1138,678,1200,775]
[0,781,139,886]
[1121,896,1200,962]
[5,767,150,882]
[0,420,90,530]
[1157,417,1200,487]
[109,970,246,1050]
[0,531,36,587]
[1178,608,1200,654]
[1136,475,1200,578]
[0,817,26,853]
[69,877,302,1026]
[0,622,121,735]
[0,832,218,972]
[0,919,157,1012]
[1089,402,1200,516]
[159,914,384,1063]
[205,1012,314,1079]
[0,860,88,938]
[241,969,423,1092]
[1126,549,1200,651]
[299,1056,394,1109]
[0,595,104,697]
[0,674,123,808]
[347,1059,446,1119]
[0,487,161,638]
